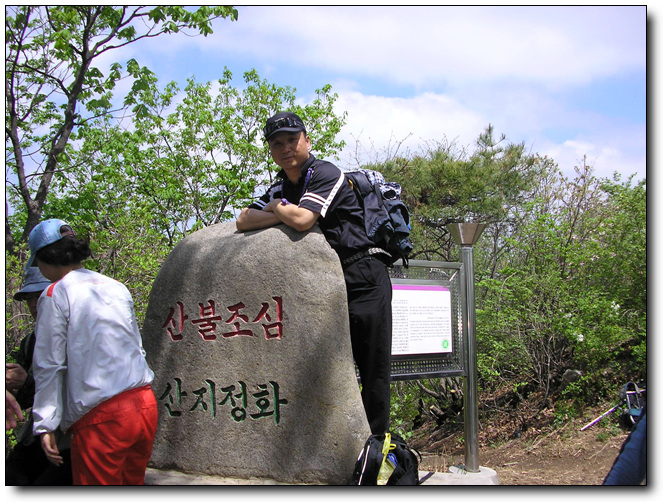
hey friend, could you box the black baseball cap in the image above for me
[263,112,306,141]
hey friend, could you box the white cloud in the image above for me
[543,139,645,183]
[111,5,647,183]
[196,5,645,89]
[333,89,645,182]
[333,90,487,168]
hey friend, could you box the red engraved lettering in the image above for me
[222,302,253,337]
[253,296,283,340]
[191,300,223,340]
[163,301,188,341]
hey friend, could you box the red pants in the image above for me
[69,385,158,485]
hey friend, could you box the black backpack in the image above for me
[345,169,413,267]
[351,432,422,485]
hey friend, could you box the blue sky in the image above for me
[100,5,648,182]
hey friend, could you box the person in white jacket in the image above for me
[27,218,158,485]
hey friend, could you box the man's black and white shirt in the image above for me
[249,155,373,262]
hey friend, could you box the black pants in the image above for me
[344,256,392,435]
[5,439,73,486]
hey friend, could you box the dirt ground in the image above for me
[411,403,633,485]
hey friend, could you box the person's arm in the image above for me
[40,431,63,466]
[266,199,320,232]
[5,363,27,393]
[32,293,67,437]
[236,200,320,232]
[236,207,281,231]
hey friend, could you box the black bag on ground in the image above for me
[351,432,422,485]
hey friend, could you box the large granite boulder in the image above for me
[142,222,370,485]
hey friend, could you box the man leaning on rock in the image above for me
[236,112,393,435]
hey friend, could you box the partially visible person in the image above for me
[5,267,73,485]
[603,404,647,485]
[28,218,158,485]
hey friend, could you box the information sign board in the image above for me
[392,284,453,355]
[385,260,466,380]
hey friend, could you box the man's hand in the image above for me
[40,432,64,466]
[5,390,23,430]
[6,363,28,392]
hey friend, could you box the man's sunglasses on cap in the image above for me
[263,115,305,140]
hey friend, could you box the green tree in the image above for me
[375,125,542,262]
[132,69,345,237]
[5,5,238,253]
[569,172,646,384]
[30,68,346,322]
[385,150,645,432]
[40,118,170,324]
[59,68,347,244]
[476,159,646,406]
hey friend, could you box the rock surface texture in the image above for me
[142,222,370,485]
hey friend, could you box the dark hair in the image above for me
[35,228,91,267]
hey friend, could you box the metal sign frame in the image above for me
[356,251,482,473]
[355,259,467,382]
[388,259,466,381]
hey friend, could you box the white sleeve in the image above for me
[32,288,68,435]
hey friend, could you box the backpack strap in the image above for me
[281,166,314,206]
[419,471,435,484]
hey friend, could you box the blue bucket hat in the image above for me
[25,218,74,269]
[13,267,52,301]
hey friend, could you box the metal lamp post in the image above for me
[447,222,486,473]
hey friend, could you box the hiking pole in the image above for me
[580,404,620,431]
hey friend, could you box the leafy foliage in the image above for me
[7,66,346,324]
[381,146,645,433]
[373,126,543,262]
[4,9,645,440]
[474,160,646,407]
[5,5,238,252]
